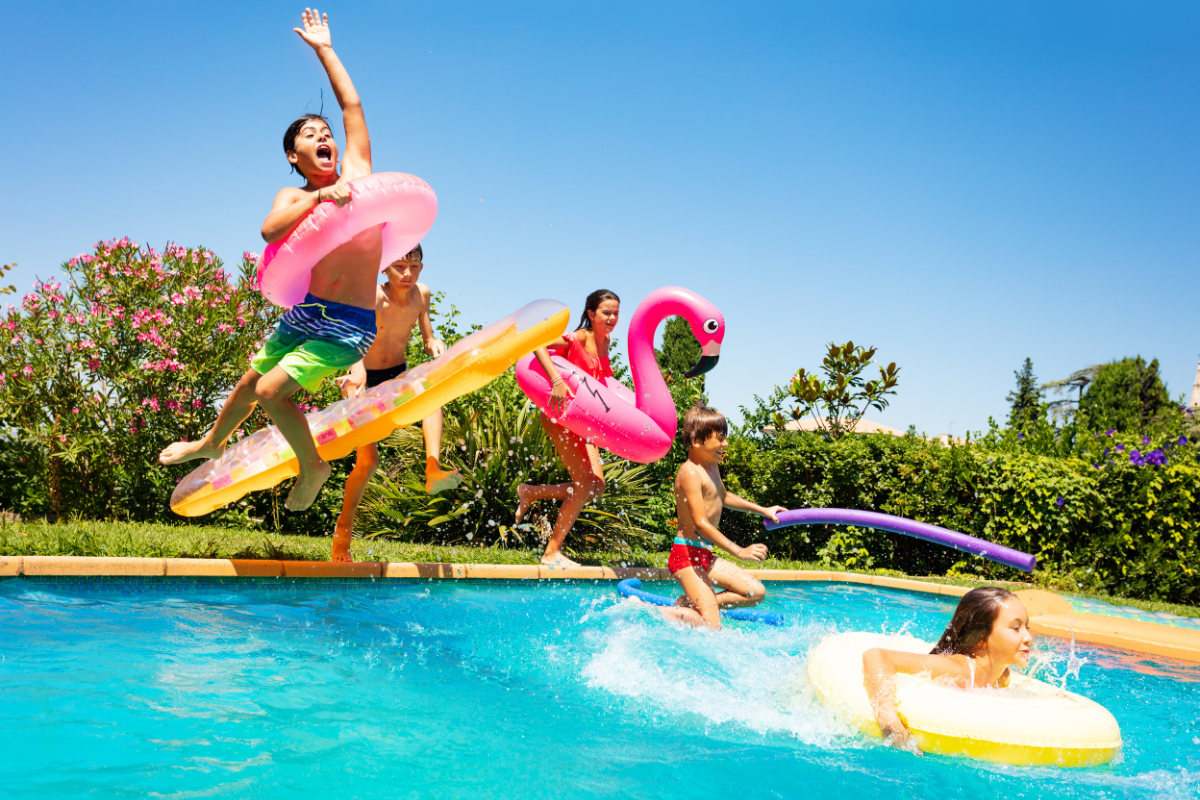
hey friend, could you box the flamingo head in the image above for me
[680,294,725,378]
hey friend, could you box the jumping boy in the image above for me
[330,244,462,562]
[659,406,786,630]
[159,9,381,511]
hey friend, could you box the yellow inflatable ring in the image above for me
[807,632,1122,767]
[170,299,569,517]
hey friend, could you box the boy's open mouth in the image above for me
[316,144,333,162]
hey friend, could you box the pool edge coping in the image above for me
[4,556,1198,663]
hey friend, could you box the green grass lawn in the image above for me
[2,518,1196,618]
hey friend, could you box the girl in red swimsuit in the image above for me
[514,289,619,568]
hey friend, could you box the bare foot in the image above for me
[515,484,533,524]
[425,457,463,495]
[331,523,353,562]
[285,461,333,511]
[158,438,224,466]
[540,551,581,569]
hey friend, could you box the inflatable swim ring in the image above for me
[171,299,569,517]
[256,172,438,308]
[765,508,1036,572]
[807,631,1121,766]
[514,286,724,463]
[617,578,784,625]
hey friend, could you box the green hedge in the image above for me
[717,430,1200,604]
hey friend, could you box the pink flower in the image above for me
[72,408,79,414]
[88,360,100,371]
[22,365,32,376]
[192,399,203,408]
[217,323,233,334]
[59,435,67,443]
[196,315,206,324]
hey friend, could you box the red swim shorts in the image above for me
[668,543,716,574]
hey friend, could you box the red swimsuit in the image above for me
[550,332,613,382]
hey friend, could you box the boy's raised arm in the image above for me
[294,9,371,178]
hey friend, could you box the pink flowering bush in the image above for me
[0,239,286,520]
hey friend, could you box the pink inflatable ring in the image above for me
[256,172,438,308]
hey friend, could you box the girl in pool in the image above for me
[514,289,619,568]
[862,587,1033,751]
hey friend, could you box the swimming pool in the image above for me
[1,577,1197,799]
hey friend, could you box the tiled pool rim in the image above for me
[3,556,1198,664]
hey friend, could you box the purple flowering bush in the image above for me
[0,239,288,521]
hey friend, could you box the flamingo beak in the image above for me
[685,342,721,378]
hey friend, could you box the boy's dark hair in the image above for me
[575,289,620,331]
[930,587,1018,656]
[682,405,728,446]
[401,243,423,263]
[283,114,330,179]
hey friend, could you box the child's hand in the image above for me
[318,182,352,207]
[548,378,573,412]
[427,339,446,358]
[881,715,921,754]
[760,505,787,524]
[738,543,768,562]
[294,8,333,52]
[336,371,364,399]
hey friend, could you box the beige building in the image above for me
[1191,360,1200,410]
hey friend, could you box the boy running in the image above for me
[160,9,381,511]
[330,244,462,562]
[659,406,785,629]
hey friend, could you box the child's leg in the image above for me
[332,442,380,562]
[158,370,261,464]
[421,407,462,494]
[254,366,331,511]
[536,414,605,566]
[707,558,767,608]
[661,567,722,629]
[512,411,589,523]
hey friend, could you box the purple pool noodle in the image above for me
[763,508,1036,572]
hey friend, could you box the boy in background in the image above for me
[331,244,462,561]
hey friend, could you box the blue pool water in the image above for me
[1,577,1198,799]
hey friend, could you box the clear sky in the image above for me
[6,1,1199,436]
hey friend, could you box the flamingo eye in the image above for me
[702,318,719,335]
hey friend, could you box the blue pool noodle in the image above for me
[617,578,785,626]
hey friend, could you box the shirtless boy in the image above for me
[659,406,786,630]
[160,9,382,511]
[330,244,462,561]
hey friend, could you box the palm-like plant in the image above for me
[356,372,658,555]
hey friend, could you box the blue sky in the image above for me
[7,1,1199,436]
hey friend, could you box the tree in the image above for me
[655,315,703,390]
[1006,358,1043,432]
[1041,365,1099,421]
[1077,356,1172,434]
[775,341,900,440]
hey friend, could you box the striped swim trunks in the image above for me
[250,293,377,392]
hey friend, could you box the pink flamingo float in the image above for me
[515,286,724,463]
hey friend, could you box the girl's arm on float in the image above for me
[722,491,785,523]
[679,469,765,561]
[533,347,573,408]
[862,649,966,750]
[294,10,372,178]
[417,285,445,358]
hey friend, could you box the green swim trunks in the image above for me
[250,293,377,392]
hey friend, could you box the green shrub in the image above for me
[719,427,1200,604]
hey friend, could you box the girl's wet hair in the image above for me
[681,405,728,446]
[930,586,1018,656]
[283,114,331,179]
[575,289,620,331]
